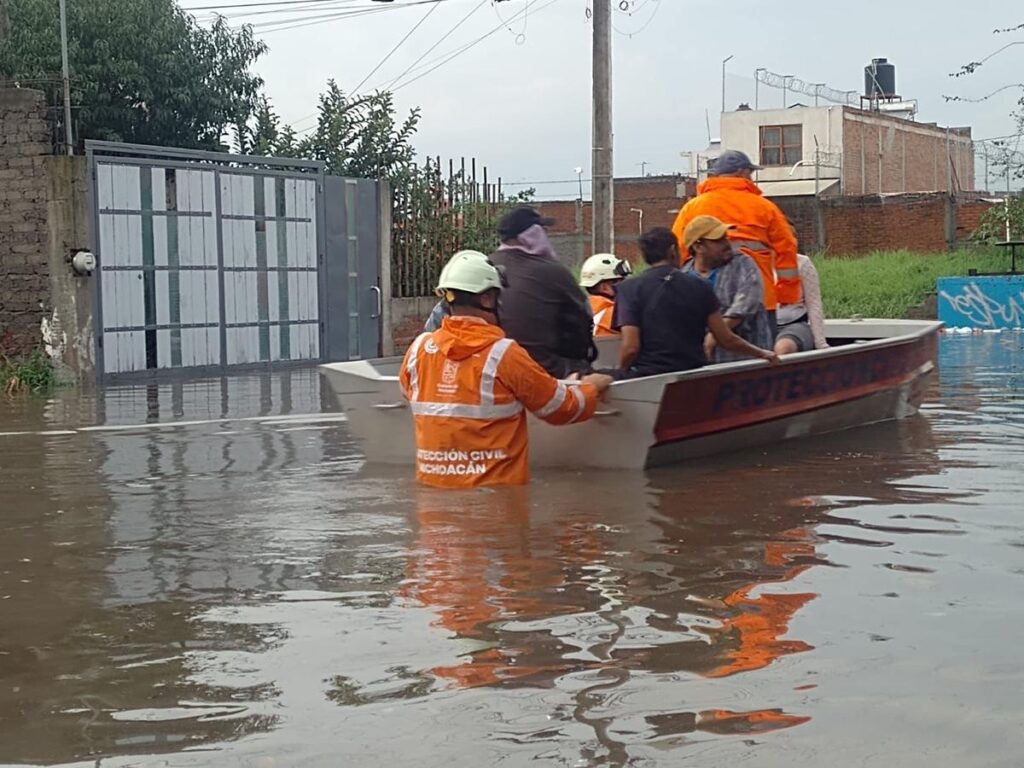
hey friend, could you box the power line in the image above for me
[252,0,440,30]
[191,0,362,21]
[381,0,488,91]
[352,1,442,94]
[182,0,361,11]
[390,0,563,93]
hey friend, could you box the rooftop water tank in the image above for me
[864,57,896,98]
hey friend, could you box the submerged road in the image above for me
[1,334,1022,767]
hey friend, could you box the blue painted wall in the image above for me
[937,276,1024,329]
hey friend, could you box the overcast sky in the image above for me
[187,0,1021,198]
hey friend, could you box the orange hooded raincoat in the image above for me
[399,316,599,488]
[588,295,618,337]
[671,176,801,310]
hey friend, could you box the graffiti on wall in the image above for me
[937,277,1024,329]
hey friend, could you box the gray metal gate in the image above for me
[86,141,381,381]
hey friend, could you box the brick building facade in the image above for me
[534,175,696,266]
[717,105,974,199]
[0,89,52,356]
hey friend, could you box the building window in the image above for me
[759,125,802,166]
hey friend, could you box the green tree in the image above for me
[234,81,419,181]
[0,0,266,149]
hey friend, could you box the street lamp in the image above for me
[721,54,734,114]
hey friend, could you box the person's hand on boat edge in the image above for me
[567,372,615,401]
[762,349,781,365]
[581,373,615,399]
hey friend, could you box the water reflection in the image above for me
[3,335,1022,767]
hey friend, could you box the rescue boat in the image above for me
[319,319,941,470]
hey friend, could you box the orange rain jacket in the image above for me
[399,316,600,488]
[588,295,618,337]
[671,176,801,310]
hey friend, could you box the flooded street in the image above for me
[1,334,1022,768]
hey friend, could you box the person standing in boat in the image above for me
[670,150,801,339]
[774,253,829,354]
[679,216,773,363]
[399,250,613,488]
[578,253,632,337]
[489,207,596,378]
[612,227,778,378]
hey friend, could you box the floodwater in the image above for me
[1,335,1022,768]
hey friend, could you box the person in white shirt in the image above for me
[774,254,828,354]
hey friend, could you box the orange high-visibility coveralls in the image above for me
[588,295,618,337]
[672,176,801,310]
[399,316,599,488]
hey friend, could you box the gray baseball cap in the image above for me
[709,149,761,176]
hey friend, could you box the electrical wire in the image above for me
[612,0,660,37]
[351,2,442,93]
[389,0,562,93]
[190,0,363,22]
[252,0,440,32]
[182,0,360,11]
[380,0,488,91]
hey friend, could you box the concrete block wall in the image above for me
[0,89,52,357]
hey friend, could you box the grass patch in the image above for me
[1,349,59,396]
[814,248,1011,319]
[577,248,1009,318]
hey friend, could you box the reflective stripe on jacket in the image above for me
[671,176,801,310]
[398,316,599,488]
[589,295,618,337]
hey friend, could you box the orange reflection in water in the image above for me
[702,526,818,679]
[401,487,603,689]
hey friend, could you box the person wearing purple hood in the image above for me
[489,207,596,378]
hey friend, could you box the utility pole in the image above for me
[59,0,73,155]
[592,0,613,253]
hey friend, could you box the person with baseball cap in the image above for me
[611,227,779,378]
[670,149,800,338]
[679,215,772,363]
[489,207,595,378]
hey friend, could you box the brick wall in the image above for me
[0,89,52,357]
[390,296,439,352]
[773,196,820,254]
[533,175,694,267]
[842,109,974,195]
[787,192,997,256]
[531,175,999,261]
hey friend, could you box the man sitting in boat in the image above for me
[490,207,596,378]
[399,250,613,488]
[774,253,829,354]
[578,253,632,337]
[612,227,779,378]
[679,215,773,363]
[670,149,801,339]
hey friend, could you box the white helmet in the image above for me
[579,253,632,288]
[435,250,506,296]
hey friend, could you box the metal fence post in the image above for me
[379,180,395,357]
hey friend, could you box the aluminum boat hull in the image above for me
[319,319,941,469]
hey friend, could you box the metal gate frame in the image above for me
[86,140,330,383]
